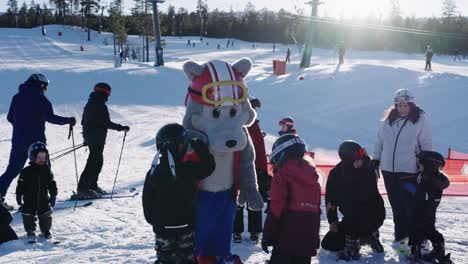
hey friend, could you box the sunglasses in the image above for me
[394,95,413,104]
[201,80,248,106]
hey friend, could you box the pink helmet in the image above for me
[187,60,248,106]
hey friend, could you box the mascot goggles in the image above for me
[201,80,248,106]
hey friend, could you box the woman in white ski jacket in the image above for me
[372,89,432,242]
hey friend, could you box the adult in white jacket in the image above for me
[372,89,432,242]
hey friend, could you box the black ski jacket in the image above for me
[16,164,57,214]
[325,157,385,235]
[142,141,215,234]
[81,92,123,146]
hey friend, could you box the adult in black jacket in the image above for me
[16,142,57,238]
[77,83,129,198]
[143,124,215,264]
[0,200,17,244]
[322,141,385,261]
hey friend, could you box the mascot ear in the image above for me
[232,58,252,77]
[183,61,205,80]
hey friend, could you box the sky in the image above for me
[1,0,467,19]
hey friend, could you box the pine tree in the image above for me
[109,0,127,53]
[196,0,208,36]
[442,0,457,26]
[7,0,19,27]
[80,0,100,40]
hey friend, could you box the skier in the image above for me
[227,39,230,48]
[273,43,276,52]
[425,46,434,71]
[143,123,215,264]
[217,44,221,50]
[187,40,191,47]
[453,49,461,61]
[286,48,291,64]
[323,141,385,261]
[372,89,432,244]
[233,98,269,244]
[278,117,297,136]
[76,83,130,198]
[338,42,346,64]
[16,142,57,240]
[262,134,321,264]
[0,74,75,209]
[407,151,453,264]
[0,200,17,244]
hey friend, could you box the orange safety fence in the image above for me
[266,149,468,197]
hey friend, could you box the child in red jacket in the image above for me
[262,134,321,264]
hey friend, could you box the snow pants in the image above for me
[22,209,52,235]
[0,143,29,197]
[269,248,311,264]
[233,204,262,234]
[78,144,104,191]
[194,188,237,258]
[155,227,196,264]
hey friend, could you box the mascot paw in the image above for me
[238,189,264,211]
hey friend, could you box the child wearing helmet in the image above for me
[16,142,57,240]
[261,134,321,263]
[323,141,385,261]
[278,117,297,136]
[142,123,215,264]
[407,151,452,264]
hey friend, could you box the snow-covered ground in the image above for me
[0,25,467,263]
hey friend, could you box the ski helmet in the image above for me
[94,82,112,96]
[26,73,49,90]
[249,97,261,109]
[417,151,445,171]
[279,117,294,127]
[338,140,367,162]
[156,123,188,157]
[28,141,49,163]
[394,89,414,104]
[270,134,306,165]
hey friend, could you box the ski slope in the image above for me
[0,25,467,263]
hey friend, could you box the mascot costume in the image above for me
[182,58,264,264]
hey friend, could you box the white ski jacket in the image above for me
[373,114,432,174]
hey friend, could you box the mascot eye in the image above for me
[229,108,237,118]
[212,109,221,119]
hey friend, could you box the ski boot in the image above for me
[407,244,422,263]
[74,189,100,199]
[337,236,361,261]
[232,233,242,243]
[250,232,260,244]
[422,242,453,264]
[91,186,107,195]
[369,231,384,253]
[42,230,52,239]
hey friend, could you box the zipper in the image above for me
[392,118,408,173]
[37,168,41,212]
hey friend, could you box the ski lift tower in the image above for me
[300,0,324,68]
[150,0,165,67]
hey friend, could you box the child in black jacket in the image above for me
[143,123,215,264]
[16,142,57,239]
[407,151,452,264]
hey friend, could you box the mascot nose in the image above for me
[226,140,237,148]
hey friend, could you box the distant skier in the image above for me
[227,39,230,48]
[119,50,125,64]
[0,74,75,210]
[453,49,461,61]
[0,200,17,244]
[425,46,434,71]
[273,43,276,52]
[322,141,385,261]
[192,42,195,48]
[187,40,191,46]
[76,83,130,199]
[143,123,215,264]
[217,44,221,50]
[338,42,346,64]
[262,134,321,263]
[231,40,234,47]
[233,98,269,244]
[407,151,453,264]
[285,48,291,63]
[16,142,57,240]
[278,117,297,136]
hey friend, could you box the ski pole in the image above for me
[50,144,85,162]
[110,131,127,199]
[50,143,85,156]
[70,125,80,211]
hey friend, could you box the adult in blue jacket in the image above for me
[0,74,75,206]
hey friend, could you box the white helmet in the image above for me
[394,89,414,104]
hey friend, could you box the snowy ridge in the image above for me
[0,25,467,263]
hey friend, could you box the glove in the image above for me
[238,188,264,211]
[68,117,76,126]
[16,195,23,206]
[370,159,380,170]
[261,239,271,254]
[118,125,130,132]
[49,196,56,208]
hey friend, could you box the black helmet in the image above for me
[27,73,49,90]
[338,140,366,162]
[270,134,306,165]
[249,97,261,109]
[279,117,294,127]
[156,123,188,157]
[28,141,49,163]
[417,151,445,171]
